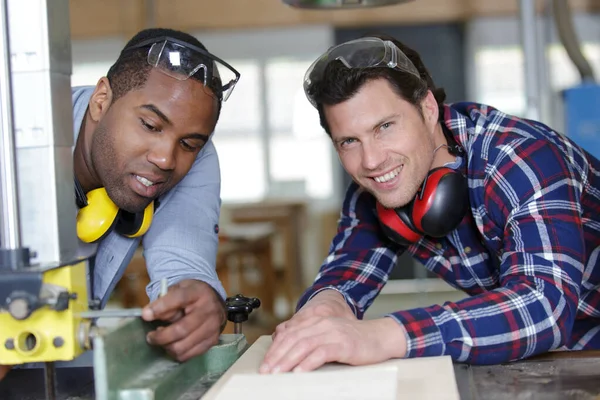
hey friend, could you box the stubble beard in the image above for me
[372,185,416,209]
[90,123,149,214]
[366,167,426,209]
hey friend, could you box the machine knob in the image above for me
[225,294,261,324]
[6,291,40,320]
[8,298,31,320]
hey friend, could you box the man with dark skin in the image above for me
[78,67,225,361]
[1,28,239,379]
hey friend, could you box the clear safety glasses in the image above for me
[126,36,241,102]
[303,37,422,107]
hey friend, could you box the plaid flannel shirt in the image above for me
[298,102,600,365]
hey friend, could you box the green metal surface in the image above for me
[93,320,247,400]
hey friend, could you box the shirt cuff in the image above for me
[147,274,227,302]
[387,307,445,358]
[296,286,360,317]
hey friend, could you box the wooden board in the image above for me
[203,336,460,400]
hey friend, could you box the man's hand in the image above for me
[142,279,226,362]
[272,289,355,340]
[260,289,407,374]
[260,315,406,374]
[0,365,12,381]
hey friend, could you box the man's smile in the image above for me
[129,173,166,198]
[372,166,403,183]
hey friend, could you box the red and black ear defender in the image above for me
[376,167,469,246]
[376,135,469,246]
[74,178,154,243]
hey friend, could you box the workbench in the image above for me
[454,352,600,400]
[2,322,599,400]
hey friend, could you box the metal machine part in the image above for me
[0,261,90,365]
[78,308,144,319]
[282,0,414,9]
[552,0,596,83]
[93,319,247,400]
[0,0,79,268]
[225,294,261,334]
[0,5,93,400]
[0,319,249,400]
[518,0,545,122]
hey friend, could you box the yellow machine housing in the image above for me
[0,261,90,364]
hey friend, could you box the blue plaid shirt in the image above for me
[298,102,600,365]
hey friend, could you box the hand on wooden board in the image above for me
[272,289,355,341]
[260,289,407,374]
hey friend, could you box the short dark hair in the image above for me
[307,33,446,136]
[107,28,222,117]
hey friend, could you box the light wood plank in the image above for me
[203,335,460,400]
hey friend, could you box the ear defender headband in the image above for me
[74,178,154,243]
[376,137,469,246]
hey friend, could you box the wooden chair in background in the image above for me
[228,200,307,318]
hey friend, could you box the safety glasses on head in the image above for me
[303,37,422,107]
[126,36,241,102]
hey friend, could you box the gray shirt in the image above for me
[72,87,226,307]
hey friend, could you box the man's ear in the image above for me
[88,77,113,123]
[421,90,439,130]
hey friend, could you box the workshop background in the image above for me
[71,0,600,344]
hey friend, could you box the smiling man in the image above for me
[260,34,600,373]
[69,28,239,362]
[0,28,238,380]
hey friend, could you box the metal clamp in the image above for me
[225,294,261,334]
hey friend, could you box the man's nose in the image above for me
[361,141,384,171]
[147,140,176,171]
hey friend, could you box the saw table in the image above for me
[0,318,248,400]
[454,351,600,400]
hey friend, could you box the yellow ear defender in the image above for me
[75,178,154,243]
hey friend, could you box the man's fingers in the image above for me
[165,309,185,323]
[169,333,219,362]
[147,308,210,346]
[270,306,333,340]
[144,306,184,323]
[293,343,339,373]
[260,318,329,373]
[268,333,334,373]
[142,283,201,321]
[271,320,289,340]
[162,314,220,359]
[276,313,325,335]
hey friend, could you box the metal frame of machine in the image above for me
[0,0,95,381]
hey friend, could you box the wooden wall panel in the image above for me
[69,0,600,39]
[69,0,146,39]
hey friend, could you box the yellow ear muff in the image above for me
[76,188,120,243]
[115,201,154,238]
